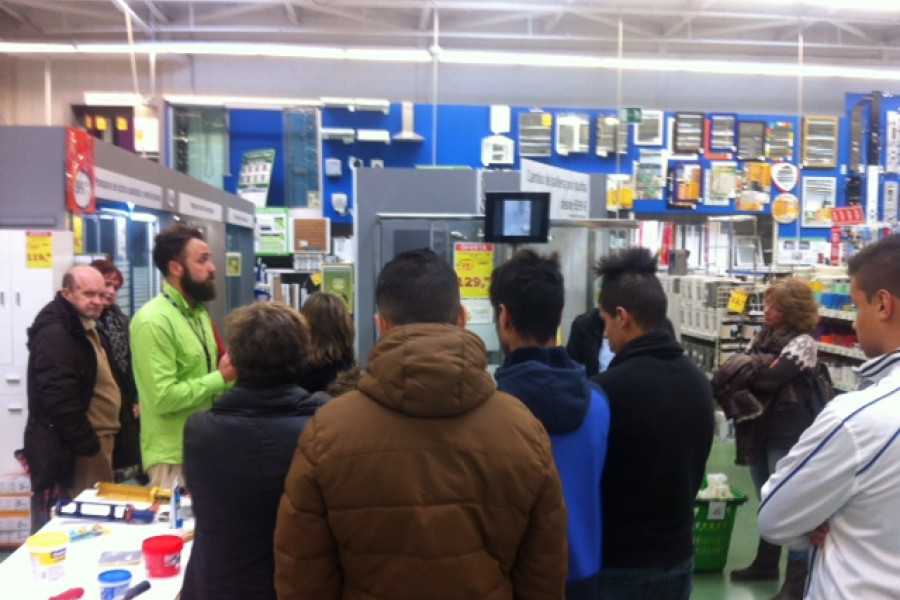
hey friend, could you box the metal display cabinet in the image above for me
[0,230,73,473]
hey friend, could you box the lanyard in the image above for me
[162,291,212,373]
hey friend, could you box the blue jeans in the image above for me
[751,446,809,564]
[596,557,694,600]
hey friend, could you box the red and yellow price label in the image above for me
[26,232,53,269]
[454,243,494,299]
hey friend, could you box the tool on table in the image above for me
[55,499,157,524]
[95,482,172,503]
[122,580,151,600]
[47,588,84,600]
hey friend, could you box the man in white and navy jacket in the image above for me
[758,233,900,600]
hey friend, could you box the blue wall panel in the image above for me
[226,94,899,248]
[224,109,287,208]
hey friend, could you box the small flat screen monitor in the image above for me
[483,192,551,244]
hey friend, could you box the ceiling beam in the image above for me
[143,0,169,24]
[109,0,153,34]
[283,0,299,26]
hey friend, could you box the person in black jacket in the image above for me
[24,266,117,531]
[591,248,714,600]
[181,301,329,600]
[567,305,605,377]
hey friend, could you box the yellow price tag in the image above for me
[26,232,53,269]
[454,243,494,299]
[311,272,323,287]
[727,289,750,314]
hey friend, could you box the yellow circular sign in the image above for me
[772,193,800,224]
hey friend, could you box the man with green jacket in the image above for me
[131,224,235,489]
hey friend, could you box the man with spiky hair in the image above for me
[591,247,714,600]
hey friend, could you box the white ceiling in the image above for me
[1,0,900,67]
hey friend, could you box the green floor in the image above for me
[0,442,785,599]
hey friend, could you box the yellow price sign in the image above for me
[727,289,750,314]
[26,232,53,269]
[454,243,494,299]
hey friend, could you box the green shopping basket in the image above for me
[693,487,748,572]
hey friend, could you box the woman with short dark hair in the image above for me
[181,301,329,600]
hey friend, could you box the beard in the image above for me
[181,268,216,303]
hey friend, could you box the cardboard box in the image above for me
[0,528,30,546]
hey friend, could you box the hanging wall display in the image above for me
[667,161,702,209]
[801,176,837,228]
[706,161,738,206]
[708,113,737,155]
[635,149,666,200]
[766,121,794,162]
[634,110,664,146]
[771,193,800,224]
[674,112,704,154]
[886,111,900,173]
[519,111,552,157]
[802,116,839,169]
[606,175,634,210]
[737,121,766,161]
[771,162,799,193]
[595,115,628,157]
[555,113,590,155]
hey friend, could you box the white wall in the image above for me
[3,54,899,126]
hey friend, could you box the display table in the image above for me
[0,491,193,600]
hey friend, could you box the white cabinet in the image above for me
[0,230,73,473]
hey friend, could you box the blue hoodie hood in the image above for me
[494,346,591,435]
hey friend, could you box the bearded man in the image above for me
[131,224,236,489]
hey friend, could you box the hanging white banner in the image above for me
[519,158,590,219]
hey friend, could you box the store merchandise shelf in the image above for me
[819,308,856,321]
[817,342,865,361]
[681,328,718,342]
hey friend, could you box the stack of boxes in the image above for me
[0,472,31,548]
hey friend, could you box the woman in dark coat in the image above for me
[89,259,143,482]
[299,292,360,395]
[181,302,329,600]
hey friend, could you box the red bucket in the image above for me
[142,534,184,578]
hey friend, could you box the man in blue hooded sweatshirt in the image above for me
[491,248,610,600]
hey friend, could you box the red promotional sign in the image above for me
[830,226,842,265]
[66,127,96,214]
[830,205,864,225]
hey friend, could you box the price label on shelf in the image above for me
[454,243,494,299]
[727,289,749,314]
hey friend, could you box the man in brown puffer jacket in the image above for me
[275,248,568,600]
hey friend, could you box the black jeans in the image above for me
[595,557,694,600]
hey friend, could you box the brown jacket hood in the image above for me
[359,323,497,418]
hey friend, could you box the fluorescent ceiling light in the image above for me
[0,42,76,54]
[83,92,144,106]
[2,40,900,81]
[741,0,900,11]
[163,94,322,107]
[440,50,602,68]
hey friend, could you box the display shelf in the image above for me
[321,128,356,143]
[681,328,718,342]
[819,308,856,321]
[817,342,866,361]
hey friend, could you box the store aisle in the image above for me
[692,441,784,600]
